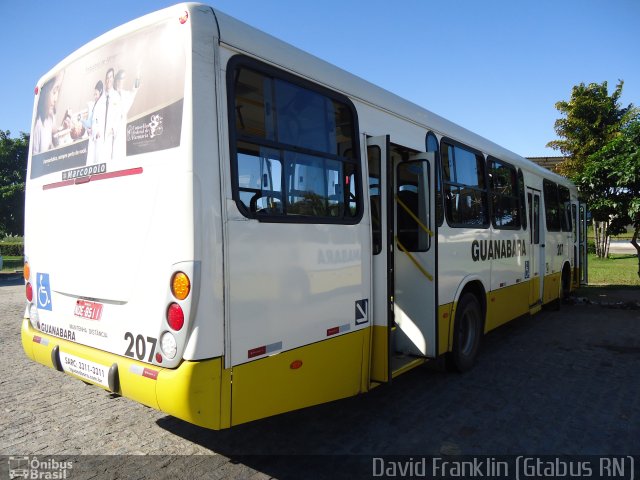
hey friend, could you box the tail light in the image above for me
[24,262,31,281]
[171,272,190,300]
[29,303,39,329]
[160,332,177,359]
[167,303,184,331]
[26,283,33,302]
[162,268,191,361]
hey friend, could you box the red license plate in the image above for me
[74,300,103,320]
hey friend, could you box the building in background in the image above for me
[527,156,565,173]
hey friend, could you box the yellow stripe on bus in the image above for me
[543,272,562,305]
[485,282,530,332]
[231,329,366,426]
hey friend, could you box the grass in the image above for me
[586,253,640,286]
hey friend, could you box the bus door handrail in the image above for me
[395,194,435,238]
[395,236,433,282]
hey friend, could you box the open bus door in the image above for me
[366,136,392,384]
[392,151,436,362]
[579,203,588,285]
[527,188,544,311]
[367,135,437,383]
[367,136,437,385]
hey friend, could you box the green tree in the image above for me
[583,120,640,275]
[0,130,29,237]
[547,80,638,258]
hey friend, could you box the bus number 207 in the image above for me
[124,332,157,362]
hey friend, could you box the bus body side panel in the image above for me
[485,229,529,331]
[486,225,530,331]
[231,328,367,426]
[542,229,563,304]
[437,227,491,328]
[485,282,530,331]
[217,44,372,413]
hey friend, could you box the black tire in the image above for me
[447,293,483,372]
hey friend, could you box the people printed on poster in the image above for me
[32,72,66,155]
[29,19,186,180]
[33,65,141,165]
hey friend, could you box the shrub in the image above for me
[0,242,24,256]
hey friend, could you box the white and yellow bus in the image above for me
[22,3,587,429]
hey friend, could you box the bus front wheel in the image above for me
[447,293,483,372]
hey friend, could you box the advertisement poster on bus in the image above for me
[30,18,186,179]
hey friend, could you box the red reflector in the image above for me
[167,303,184,331]
[155,353,163,363]
[290,360,303,369]
[179,11,189,24]
[34,85,39,95]
[327,326,339,336]
[142,368,159,380]
[26,283,33,302]
[248,346,267,358]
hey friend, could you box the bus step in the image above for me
[391,354,427,378]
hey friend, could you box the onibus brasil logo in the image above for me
[8,456,72,479]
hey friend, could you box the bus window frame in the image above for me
[439,137,489,229]
[558,184,572,233]
[487,156,521,231]
[543,179,562,232]
[426,131,444,228]
[226,55,363,225]
[518,168,527,231]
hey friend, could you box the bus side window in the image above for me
[528,192,533,243]
[558,185,572,232]
[543,180,561,232]
[397,161,430,252]
[440,140,488,228]
[229,59,361,222]
[237,142,284,215]
[488,157,520,229]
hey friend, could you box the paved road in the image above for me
[1,277,639,479]
[609,241,637,255]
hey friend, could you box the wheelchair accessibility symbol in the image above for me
[37,273,53,311]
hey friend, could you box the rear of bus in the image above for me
[21,5,226,429]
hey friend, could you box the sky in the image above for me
[1,0,638,157]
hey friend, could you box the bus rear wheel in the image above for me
[447,293,483,372]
